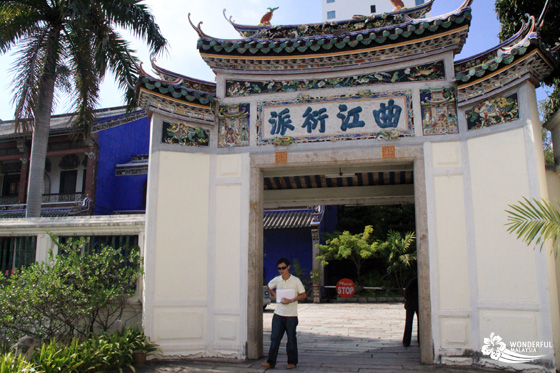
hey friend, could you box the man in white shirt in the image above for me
[262,258,306,370]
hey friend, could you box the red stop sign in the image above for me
[336,278,355,298]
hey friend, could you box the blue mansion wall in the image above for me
[263,229,313,286]
[262,206,337,287]
[94,116,150,215]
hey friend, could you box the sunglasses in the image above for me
[277,266,288,271]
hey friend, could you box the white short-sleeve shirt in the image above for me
[268,274,306,317]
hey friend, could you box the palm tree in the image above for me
[506,197,560,254]
[381,230,416,289]
[0,0,167,217]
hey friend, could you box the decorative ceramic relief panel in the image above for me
[466,93,519,130]
[257,90,413,145]
[217,104,250,148]
[162,121,210,146]
[420,88,459,135]
[226,61,445,97]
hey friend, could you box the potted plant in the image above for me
[310,269,321,303]
[128,328,159,366]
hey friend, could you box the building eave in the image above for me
[0,107,146,141]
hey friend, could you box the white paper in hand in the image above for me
[276,288,296,303]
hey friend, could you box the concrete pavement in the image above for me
[135,303,503,372]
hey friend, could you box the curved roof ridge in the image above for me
[150,59,216,87]
[498,16,537,55]
[139,62,181,85]
[138,73,215,97]
[222,0,435,39]
[455,15,534,65]
[454,11,557,95]
[188,12,212,39]
[422,0,473,22]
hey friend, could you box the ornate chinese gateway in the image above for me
[136,0,560,370]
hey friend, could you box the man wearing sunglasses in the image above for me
[262,258,306,370]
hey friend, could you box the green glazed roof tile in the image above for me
[138,74,215,107]
[197,6,472,58]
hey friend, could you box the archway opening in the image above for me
[259,161,422,364]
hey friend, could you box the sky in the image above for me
[0,0,548,120]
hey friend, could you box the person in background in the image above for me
[403,276,419,347]
[262,258,306,370]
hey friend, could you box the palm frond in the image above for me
[98,0,167,56]
[506,197,560,253]
[87,13,139,107]
[10,25,49,130]
[0,2,43,53]
[66,25,99,138]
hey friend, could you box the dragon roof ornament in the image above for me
[188,13,211,39]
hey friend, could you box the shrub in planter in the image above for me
[0,234,143,347]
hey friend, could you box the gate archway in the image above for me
[246,147,432,363]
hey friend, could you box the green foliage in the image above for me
[495,0,560,121]
[310,269,321,285]
[506,197,560,253]
[125,326,159,355]
[542,127,554,166]
[77,331,134,372]
[0,353,34,373]
[317,225,383,280]
[0,234,143,349]
[32,340,83,373]
[0,327,157,373]
[379,230,416,289]
[541,78,560,122]
[495,0,560,52]
[335,205,415,238]
[290,258,310,287]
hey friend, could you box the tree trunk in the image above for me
[25,34,59,218]
[25,117,51,217]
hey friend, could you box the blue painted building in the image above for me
[262,206,326,286]
[94,114,150,215]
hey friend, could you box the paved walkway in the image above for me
[136,303,501,372]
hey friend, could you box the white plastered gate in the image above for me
[141,71,560,372]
